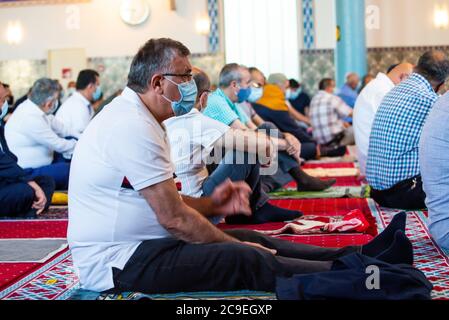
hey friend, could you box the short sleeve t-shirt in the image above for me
[67,87,175,292]
[165,109,230,198]
[203,88,250,126]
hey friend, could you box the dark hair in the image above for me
[415,50,449,85]
[319,78,334,91]
[127,38,191,94]
[387,63,400,74]
[193,69,211,97]
[76,69,99,90]
[289,79,300,89]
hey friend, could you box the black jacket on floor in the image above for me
[276,253,433,300]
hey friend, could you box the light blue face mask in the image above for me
[0,100,9,120]
[92,85,102,102]
[163,78,198,117]
[286,89,301,101]
[247,87,263,103]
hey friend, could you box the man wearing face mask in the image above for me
[56,70,101,135]
[0,81,55,218]
[5,78,80,190]
[287,79,311,117]
[204,64,335,192]
[68,39,413,294]
[165,68,303,225]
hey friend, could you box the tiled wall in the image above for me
[0,53,225,99]
[300,46,449,95]
[3,46,449,100]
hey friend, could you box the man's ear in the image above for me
[151,74,164,94]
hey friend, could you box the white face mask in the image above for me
[0,100,9,120]
[247,87,263,103]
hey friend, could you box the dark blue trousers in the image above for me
[24,162,70,190]
[0,176,55,218]
[253,104,317,160]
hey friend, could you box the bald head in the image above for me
[415,50,449,89]
[346,73,360,90]
[387,62,414,85]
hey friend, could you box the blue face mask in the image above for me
[92,85,102,102]
[0,101,9,120]
[247,87,263,103]
[237,86,252,103]
[286,89,301,101]
[163,78,198,117]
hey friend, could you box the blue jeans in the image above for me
[24,162,70,190]
[253,104,318,160]
[202,151,270,224]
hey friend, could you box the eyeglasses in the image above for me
[163,73,193,82]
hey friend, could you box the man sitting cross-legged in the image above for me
[165,68,303,225]
[68,38,414,295]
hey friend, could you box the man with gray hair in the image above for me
[5,78,79,190]
[204,63,335,192]
[68,38,414,295]
[367,50,449,209]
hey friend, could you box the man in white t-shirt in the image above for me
[68,38,413,294]
[56,70,101,135]
[165,69,303,225]
[353,63,414,174]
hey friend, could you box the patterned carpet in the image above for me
[1,157,449,300]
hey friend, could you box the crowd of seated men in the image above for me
[2,47,449,256]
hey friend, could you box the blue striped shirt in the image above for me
[366,73,438,190]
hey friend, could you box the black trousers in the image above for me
[371,176,426,210]
[111,229,359,294]
[0,176,55,218]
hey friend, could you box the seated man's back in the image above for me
[367,73,438,191]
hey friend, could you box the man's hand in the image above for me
[284,133,302,162]
[27,181,47,215]
[211,179,252,217]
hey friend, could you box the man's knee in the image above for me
[0,183,35,214]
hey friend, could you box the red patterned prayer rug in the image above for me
[370,206,449,300]
[220,199,379,247]
[302,163,355,169]
[0,221,68,292]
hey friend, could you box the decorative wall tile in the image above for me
[302,0,315,50]
[0,59,47,98]
[300,49,334,95]
[300,46,449,96]
[208,0,220,53]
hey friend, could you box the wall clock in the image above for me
[120,0,150,26]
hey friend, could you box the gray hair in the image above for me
[416,50,449,85]
[29,78,59,107]
[127,38,191,94]
[219,63,246,88]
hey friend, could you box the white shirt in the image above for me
[5,99,78,169]
[67,87,174,292]
[164,109,230,197]
[353,73,394,175]
[56,92,94,135]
